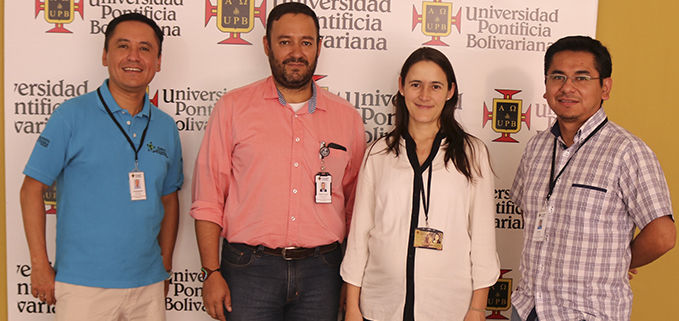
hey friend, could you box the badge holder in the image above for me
[128,160,147,201]
[414,227,443,250]
[316,142,332,204]
[533,203,547,242]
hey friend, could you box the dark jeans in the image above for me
[220,240,343,321]
[511,305,539,321]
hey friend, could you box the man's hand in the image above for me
[31,262,56,305]
[203,273,232,321]
[628,268,638,280]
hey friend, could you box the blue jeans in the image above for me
[220,240,343,321]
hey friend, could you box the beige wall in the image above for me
[0,1,676,320]
[597,0,679,319]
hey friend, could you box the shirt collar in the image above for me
[550,107,606,146]
[266,76,319,114]
[99,79,151,118]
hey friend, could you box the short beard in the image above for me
[268,53,317,90]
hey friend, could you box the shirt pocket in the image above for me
[569,183,608,229]
[321,151,349,190]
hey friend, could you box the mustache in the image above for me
[282,57,309,65]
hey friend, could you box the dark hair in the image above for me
[383,47,481,182]
[544,35,611,85]
[266,2,321,45]
[105,13,164,56]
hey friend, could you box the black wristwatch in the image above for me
[200,267,220,282]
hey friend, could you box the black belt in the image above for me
[235,242,339,260]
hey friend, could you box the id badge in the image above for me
[414,227,443,250]
[533,207,547,242]
[315,172,332,204]
[129,171,147,201]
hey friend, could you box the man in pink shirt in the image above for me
[190,3,365,321]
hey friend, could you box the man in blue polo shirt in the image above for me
[20,13,183,321]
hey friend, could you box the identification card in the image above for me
[129,171,147,201]
[315,172,332,204]
[414,227,443,250]
[533,207,547,242]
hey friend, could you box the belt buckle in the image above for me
[281,246,298,260]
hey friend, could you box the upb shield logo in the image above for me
[35,0,84,33]
[492,98,522,134]
[218,0,254,33]
[44,182,57,214]
[45,0,73,24]
[483,90,531,143]
[422,1,452,37]
[205,0,266,45]
[486,269,513,319]
[412,0,461,46]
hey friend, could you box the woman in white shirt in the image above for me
[341,47,500,321]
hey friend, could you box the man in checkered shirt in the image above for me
[510,35,675,321]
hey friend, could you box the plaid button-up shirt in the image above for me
[510,108,673,320]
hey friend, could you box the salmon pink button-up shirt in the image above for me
[190,77,366,248]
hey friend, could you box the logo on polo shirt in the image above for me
[411,0,462,46]
[487,269,513,317]
[147,142,169,158]
[482,89,531,143]
[204,0,267,45]
[35,0,85,33]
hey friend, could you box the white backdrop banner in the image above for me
[5,0,598,319]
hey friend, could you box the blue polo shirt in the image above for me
[24,80,184,288]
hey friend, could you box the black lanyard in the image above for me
[420,165,433,223]
[97,88,151,164]
[404,131,444,224]
[547,118,608,201]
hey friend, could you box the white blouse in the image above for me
[341,136,500,320]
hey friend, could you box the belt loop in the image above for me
[314,246,321,257]
[255,245,265,258]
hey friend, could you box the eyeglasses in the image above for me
[545,74,601,87]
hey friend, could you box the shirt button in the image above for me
[294,163,299,168]
[291,216,296,221]
[294,115,298,118]
[295,137,300,142]
[293,189,298,194]
[133,133,137,138]
[126,121,131,125]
